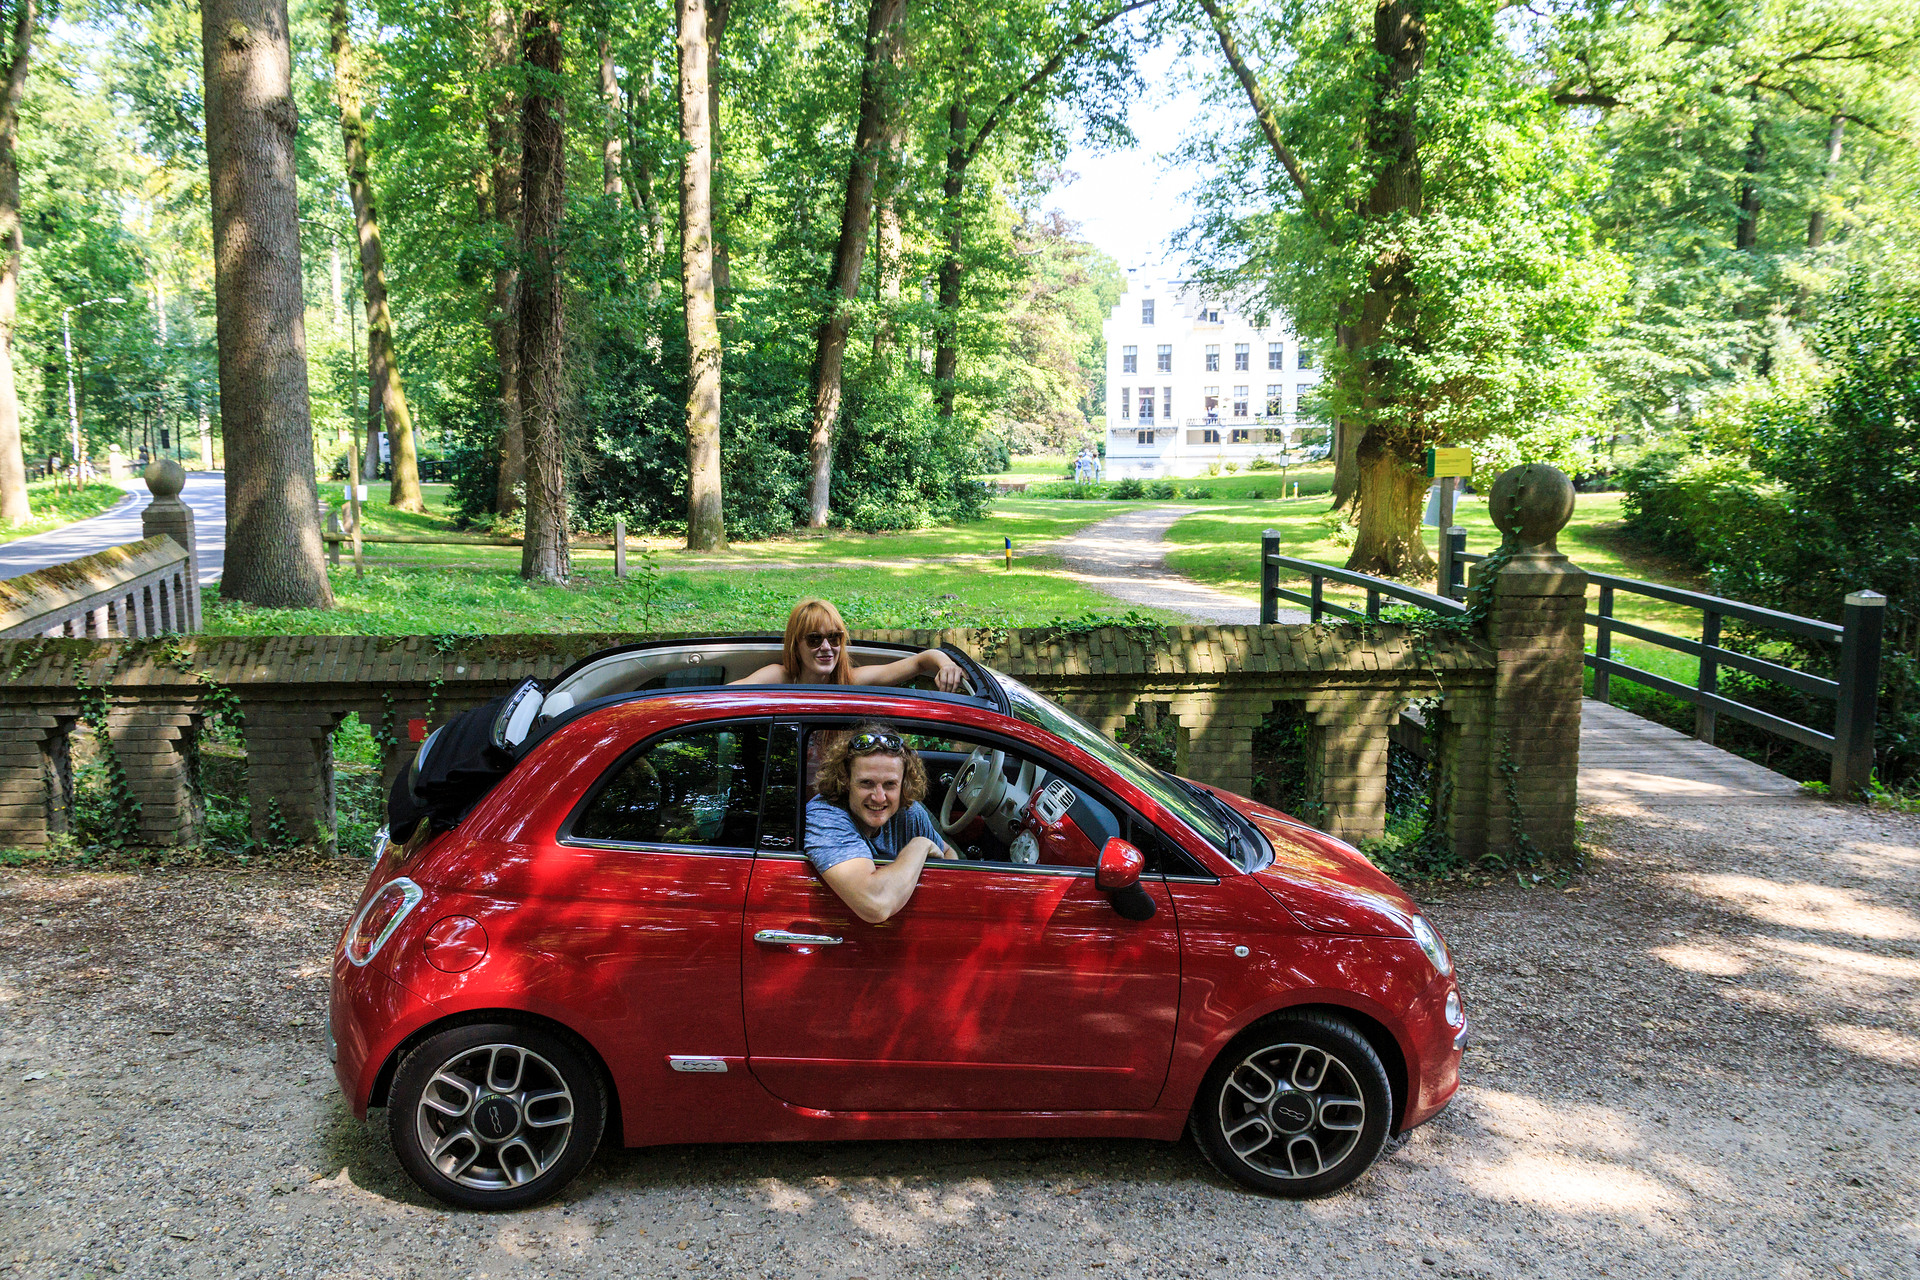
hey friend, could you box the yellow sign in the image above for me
[1424,447,1473,478]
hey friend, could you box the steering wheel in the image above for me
[939,746,1006,836]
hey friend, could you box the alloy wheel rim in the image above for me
[1217,1042,1366,1181]
[414,1043,576,1192]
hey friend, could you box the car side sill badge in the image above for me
[668,1056,730,1074]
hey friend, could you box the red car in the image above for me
[329,639,1465,1210]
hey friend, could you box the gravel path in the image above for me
[3,784,1915,1278]
[1034,507,1301,624]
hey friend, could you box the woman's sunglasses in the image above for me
[847,731,905,755]
[804,631,845,649]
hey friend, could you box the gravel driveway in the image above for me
[3,788,1916,1279]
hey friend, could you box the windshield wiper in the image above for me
[1174,775,1250,867]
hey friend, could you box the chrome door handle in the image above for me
[754,929,844,946]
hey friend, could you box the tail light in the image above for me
[344,878,424,967]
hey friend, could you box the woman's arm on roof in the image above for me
[850,649,962,692]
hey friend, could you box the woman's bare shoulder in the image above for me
[731,663,790,685]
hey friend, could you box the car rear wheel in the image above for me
[388,1022,605,1210]
[1190,1012,1392,1198]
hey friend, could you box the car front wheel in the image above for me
[1191,1012,1392,1197]
[388,1022,605,1210]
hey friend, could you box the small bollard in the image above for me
[614,516,627,579]
[1004,536,1012,571]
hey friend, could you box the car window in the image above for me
[758,723,803,850]
[574,723,770,849]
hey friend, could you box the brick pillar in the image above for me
[0,710,72,850]
[140,459,200,631]
[1303,691,1397,843]
[242,706,341,848]
[107,703,203,846]
[1432,687,1493,863]
[1472,463,1586,863]
[1171,689,1260,796]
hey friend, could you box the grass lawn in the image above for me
[217,483,1174,635]
[0,480,129,546]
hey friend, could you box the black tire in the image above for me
[1190,1012,1393,1198]
[388,1021,606,1211]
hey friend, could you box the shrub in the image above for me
[1109,477,1146,499]
[1246,488,1264,500]
[1145,479,1180,499]
[1205,462,1221,477]
[1224,461,1238,474]
[1247,456,1278,471]
[1183,485,1213,499]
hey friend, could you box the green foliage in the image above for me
[1108,477,1145,499]
[1144,479,1179,500]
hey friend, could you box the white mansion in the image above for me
[1101,272,1327,478]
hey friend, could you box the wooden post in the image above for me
[614,515,627,579]
[327,509,341,568]
[1694,610,1720,744]
[1260,529,1279,624]
[1310,575,1324,624]
[1435,478,1456,598]
[1832,590,1886,798]
[1445,527,1467,600]
[1593,581,1613,703]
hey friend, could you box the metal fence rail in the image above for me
[1259,530,1466,624]
[1452,546,1884,796]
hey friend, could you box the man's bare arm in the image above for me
[819,836,950,923]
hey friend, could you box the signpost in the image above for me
[1424,447,1473,599]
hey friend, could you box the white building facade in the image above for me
[1101,272,1328,478]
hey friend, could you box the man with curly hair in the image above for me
[806,721,958,923]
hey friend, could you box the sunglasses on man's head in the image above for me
[847,731,905,755]
[805,632,845,649]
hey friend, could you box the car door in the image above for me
[556,717,772,1139]
[741,721,1180,1114]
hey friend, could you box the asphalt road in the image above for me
[0,471,227,585]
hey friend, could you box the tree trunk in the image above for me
[1343,0,1427,576]
[331,0,422,512]
[804,0,907,528]
[871,115,906,362]
[678,0,724,550]
[203,0,333,608]
[932,89,966,431]
[597,27,622,198]
[1348,434,1433,577]
[1735,117,1764,252]
[706,0,730,295]
[0,0,33,527]
[1329,321,1359,510]
[1807,114,1843,249]
[485,0,523,516]
[518,0,569,582]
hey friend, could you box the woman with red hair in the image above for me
[734,598,963,690]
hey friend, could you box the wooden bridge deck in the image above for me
[1579,697,1806,812]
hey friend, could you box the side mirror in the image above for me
[1097,838,1156,921]
[1096,838,1145,890]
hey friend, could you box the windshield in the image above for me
[994,670,1230,851]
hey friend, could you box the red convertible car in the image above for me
[329,638,1465,1210]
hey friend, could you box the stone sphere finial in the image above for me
[144,458,186,500]
[1488,463,1575,553]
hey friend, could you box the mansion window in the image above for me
[1268,342,1284,370]
[1298,345,1313,370]
[1233,387,1249,417]
[1157,344,1172,373]
[1203,429,1220,444]
[1204,386,1220,415]
[1267,385,1284,416]
[1202,308,1220,324]
[1137,429,1153,446]
[1205,345,1220,372]
[1121,387,1131,419]
[1122,345,1137,374]
[1232,429,1250,443]
[1141,299,1155,325]
[1234,344,1249,371]
[1137,388,1156,422]
[1162,386,1172,419]
[1298,383,1314,413]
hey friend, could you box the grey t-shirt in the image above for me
[805,797,944,873]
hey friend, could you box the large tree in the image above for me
[518,0,569,582]
[0,0,32,527]
[804,0,907,529]
[330,0,423,512]
[484,0,524,518]
[1191,0,1619,576]
[203,0,332,607]
[677,0,723,549]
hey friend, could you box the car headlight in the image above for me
[1409,915,1452,976]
